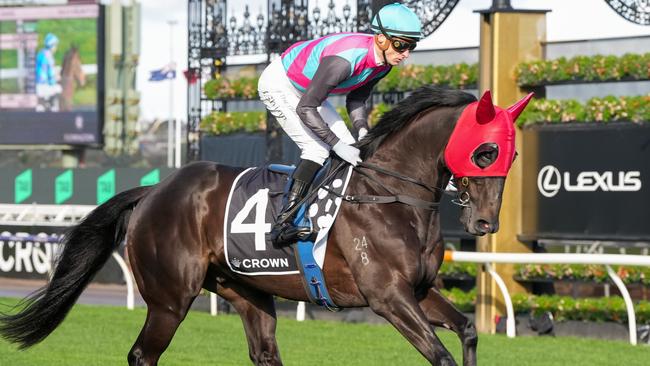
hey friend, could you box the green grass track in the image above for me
[0,298,647,365]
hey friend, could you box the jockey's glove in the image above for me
[332,141,362,166]
[358,128,368,141]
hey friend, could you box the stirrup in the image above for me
[271,223,315,246]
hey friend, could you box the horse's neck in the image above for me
[61,56,78,91]
[365,108,455,201]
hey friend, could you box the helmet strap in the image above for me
[374,13,396,65]
[374,34,390,51]
[373,35,390,65]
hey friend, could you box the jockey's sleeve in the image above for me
[345,70,389,132]
[296,56,353,147]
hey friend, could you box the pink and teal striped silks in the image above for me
[281,33,391,95]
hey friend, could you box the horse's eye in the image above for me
[472,143,499,169]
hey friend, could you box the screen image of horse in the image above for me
[0,86,533,366]
[59,46,86,112]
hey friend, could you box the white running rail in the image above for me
[444,251,650,345]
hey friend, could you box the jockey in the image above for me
[258,2,423,245]
[35,33,62,101]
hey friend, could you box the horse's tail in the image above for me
[0,185,151,349]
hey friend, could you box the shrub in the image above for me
[517,95,649,127]
[516,53,650,86]
[515,263,650,286]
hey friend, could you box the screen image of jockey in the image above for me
[35,33,63,110]
[258,2,423,245]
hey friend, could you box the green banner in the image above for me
[140,169,160,186]
[14,169,32,203]
[55,170,74,204]
[97,169,116,205]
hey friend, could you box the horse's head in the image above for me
[444,90,533,236]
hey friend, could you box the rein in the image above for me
[342,162,442,210]
[322,161,461,211]
[280,159,468,225]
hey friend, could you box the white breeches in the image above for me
[257,57,355,165]
[36,83,62,99]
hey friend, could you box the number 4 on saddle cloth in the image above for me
[224,159,352,310]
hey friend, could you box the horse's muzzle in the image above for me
[474,219,498,235]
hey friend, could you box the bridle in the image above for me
[278,159,470,227]
[451,176,471,208]
[348,162,471,210]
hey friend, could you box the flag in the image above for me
[183,69,199,85]
[149,63,176,82]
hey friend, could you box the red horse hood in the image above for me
[444,91,533,178]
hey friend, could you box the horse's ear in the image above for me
[476,90,496,124]
[507,92,534,123]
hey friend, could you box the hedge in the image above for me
[517,95,650,127]
[441,288,650,324]
[375,63,478,92]
[202,63,479,99]
[200,105,390,136]
[515,263,650,286]
[439,262,478,278]
[200,111,266,135]
[200,94,649,135]
[516,53,650,86]
[202,52,649,99]
[511,293,650,324]
[204,75,259,100]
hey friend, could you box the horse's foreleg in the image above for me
[419,287,477,366]
[217,283,282,366]
[367,283,457,366]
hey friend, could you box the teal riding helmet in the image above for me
[371,3,423,40]
[44,33,59,49]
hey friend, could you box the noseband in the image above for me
[448,176,471,208]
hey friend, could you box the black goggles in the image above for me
[375,12,418,53]
[389,36,417,53]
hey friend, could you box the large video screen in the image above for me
[0,2,102,145]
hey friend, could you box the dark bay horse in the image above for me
[0,86,532,366]
[59,46,85,112]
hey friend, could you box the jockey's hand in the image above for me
[358,128,368,140]
[332,141,362,166]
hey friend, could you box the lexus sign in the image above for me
[537,165,642,198]
[522,123,649,241]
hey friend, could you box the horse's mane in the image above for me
[358,86,476,159]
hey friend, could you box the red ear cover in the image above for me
[444,90,523,178]
[476,90,496,124]
[507,92,535,123]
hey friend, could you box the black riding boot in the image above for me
[271,159,321,246]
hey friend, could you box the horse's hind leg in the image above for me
[217,282,282,366]
[419,287,477,366]
[128,301,196,366]
[127,242,207,365]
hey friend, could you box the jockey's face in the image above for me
[375,34,414,66]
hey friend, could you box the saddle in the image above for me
[223,158,352,309]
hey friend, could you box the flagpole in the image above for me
[167,19,177,168]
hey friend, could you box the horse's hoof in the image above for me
[439,356,458,366]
